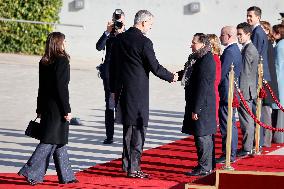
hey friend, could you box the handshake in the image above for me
[171,70,182,83]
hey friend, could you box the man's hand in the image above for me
[64,113,72,122]
[192,112,198,120]
[172,72,179,82]
[111,93,115,100]
[106,21,113,33]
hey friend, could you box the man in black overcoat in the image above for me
[180,33,216,176]
[109,10,178,178]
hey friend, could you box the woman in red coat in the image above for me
[208,34,222,125]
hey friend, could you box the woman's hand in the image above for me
[64,113,72,122]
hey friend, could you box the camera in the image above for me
[113,9,123,31]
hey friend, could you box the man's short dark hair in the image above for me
[247,6,262,17]
[194,33,210,45]
[237,22,252,34]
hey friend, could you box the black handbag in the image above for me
[25,117,41,140]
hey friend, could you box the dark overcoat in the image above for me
[110,27,174,126]
[36,56,71,144]
[182,52,217,137]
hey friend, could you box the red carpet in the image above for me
[1,131,284,188]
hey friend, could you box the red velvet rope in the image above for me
[263,80,284,112]
[236,88,284,132]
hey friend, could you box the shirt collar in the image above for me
[225,42,237,50]
[252,23,260,30]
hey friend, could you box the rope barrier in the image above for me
[263,79,284,112]
[234,82,284,132]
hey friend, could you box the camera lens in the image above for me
[114,21,123,29]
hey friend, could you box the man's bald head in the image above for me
[220,26,237,46]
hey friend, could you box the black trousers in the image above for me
[194,134,215,171]
[103,77,114,140]
[122,124,147,173]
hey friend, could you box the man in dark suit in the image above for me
[109,10,178,178]
[216,26,241,163]
[236,22,259,157]
[247,6,271,149]
[96,9,125,144]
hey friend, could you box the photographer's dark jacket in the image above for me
[109,27,174,126]
[36,56,71,144]
[96,32,116,80]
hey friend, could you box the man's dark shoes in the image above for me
[127,170,150,178]
[237,150,252,157]
[185,168,212,176]
[59,179,79,184]
[216,155,235,164]
[103,138,113,144]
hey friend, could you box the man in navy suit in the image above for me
[216,26,241,163]
[247,6,271,149]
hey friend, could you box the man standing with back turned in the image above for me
[110,10,178,178]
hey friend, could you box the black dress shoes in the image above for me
[216,155,236,164]
[127,170,150,178]
[59,179,79,184]
[185,168,212,176]
[237,150,252,157]
[103,138,113,144]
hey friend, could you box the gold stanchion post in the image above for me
[224,64,234,170]
[254,57,263,155]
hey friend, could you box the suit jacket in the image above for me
[96,32,116,80]
[110,27,174,126]
[251,25,271,81]
[36,56,70,144]
[239,42,259,100]
[182,52,216,136]
[219,43,242,105]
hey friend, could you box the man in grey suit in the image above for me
[236,22,259,157]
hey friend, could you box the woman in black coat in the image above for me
[179,33,216,176]
[18,32,78,185]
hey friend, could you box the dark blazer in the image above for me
[219,43,242,105]
[251,25,271,81]
[36,56,70,144]
[110,27,174,126]
[239,42,259,100]
[96,32,116,79]
[182,52,216,137]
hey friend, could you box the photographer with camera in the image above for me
[96,9,125,144]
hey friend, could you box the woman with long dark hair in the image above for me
[18,32,78,185]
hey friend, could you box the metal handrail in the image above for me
[0,18,84,29]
